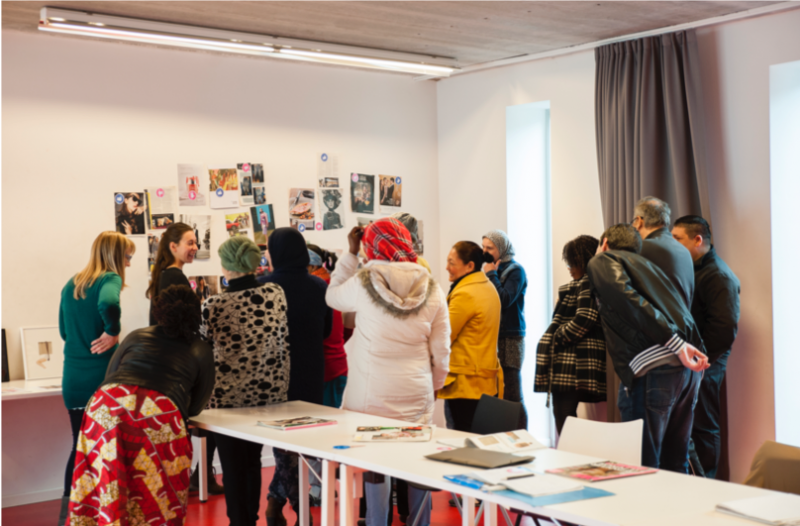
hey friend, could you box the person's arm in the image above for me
[447,288,473,344]
[92,274,123,354]
[485,265,525,309]
[104,334,133,378]
[59,296,67,341]
[325,252,361,313]
[700,275,740,363]
[587,254,708,374]
[428,288,452,391]
[187,340,216,417]
[552,278,601,347]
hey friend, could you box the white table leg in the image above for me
[484,502,498,526]
[462,496,476,526]
[299,456,310,526]
[198,433,208,503]
[321,460,338,526]
[340,464,356,526]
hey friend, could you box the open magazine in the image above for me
[444,469,583,498]
[354,425,433,442]
[257,416,336,431]
[547,461,656,482]
[438,429,546,454]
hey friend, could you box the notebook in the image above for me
[426,448,534,469]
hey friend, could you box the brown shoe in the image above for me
[266,496,288,526]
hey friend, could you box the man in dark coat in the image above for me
[673,215,741,479]
[587,224,709,473]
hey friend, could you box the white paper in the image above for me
[208,165,240,209]
[180,215,211,259]
[145,187,177,230]
[469,466,536,485]
[177,164,207,206]
[468,430,548,454]
[717,494,800,525]
[502,474,583,498]
[317,152,339,185]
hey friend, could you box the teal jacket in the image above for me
[59,272,122,409]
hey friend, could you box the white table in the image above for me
[190,401,781,526]
[1,378,63,400]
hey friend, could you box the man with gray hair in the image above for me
[632,196,694,308]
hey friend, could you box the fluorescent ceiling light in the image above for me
[38,7,457,78]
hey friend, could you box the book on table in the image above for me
[257,416,337,431]
[715,494,800,526]
[353,425,433,442]
[546,461,656,482]
[426,448,534,469]
[438,429,547,454]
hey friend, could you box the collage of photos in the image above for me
[251,204,276,244]
[114,192,147,235]
[225,212,251,238]
[146,186,177,230]
[289,188,315,231]
[188,275,219,302]
[179,214,211,259]
[178,163,207,206]
[251,163,267,205]
[209,166,239,209]
[379,175,402,213]
[351,173,375,214]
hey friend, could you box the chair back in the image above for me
[557,416,643,466]
[744,440,800,495]
[471,394,522,435]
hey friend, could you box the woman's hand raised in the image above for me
[348,226,365,256]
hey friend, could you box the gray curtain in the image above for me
[594,30,712,429]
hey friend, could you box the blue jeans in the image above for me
[690,351,730,479]
[366,476,430,526]
[618,364,701,473]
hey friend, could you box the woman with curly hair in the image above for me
[66,284,215,526]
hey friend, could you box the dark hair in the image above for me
[146,222,194,299]
[453,241,493,271]
[674,215,712,243]
[600,224,642,254]
[562,235,599,272]
[152,285,201,342]
[307,243,338,272]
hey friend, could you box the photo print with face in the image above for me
[251,204,276,245]
[114,192,146,235]
[350,173,375,214]
[320,189,344,231]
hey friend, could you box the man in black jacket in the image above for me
[587,224,709,472]
[673,215,741,479]
[632,197,695,308]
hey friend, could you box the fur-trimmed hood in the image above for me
[358,261,435,318]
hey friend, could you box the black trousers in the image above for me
[502,366,529,430]
[215,432,264,526]
[551,391,582,436]
[690,351,730,479]
[63,408,85,497]
[446,398,481,432]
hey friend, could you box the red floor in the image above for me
[2,467,540,526]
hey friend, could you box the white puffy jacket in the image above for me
[326,252,451,424]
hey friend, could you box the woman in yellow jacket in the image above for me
[440,241,504,431]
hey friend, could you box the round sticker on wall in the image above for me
[222,277,229,287]
[216,188,224,197]
[352,173,359,183]
[115,193,125,204]
[321,153,328,162]
[188,190,197,200]
[316,223,323,231]
[156,188,165,198]
[189,280,197,290]
[261,256,268,266]
[242,163,250,172]
[395,177,402,185]
[298,224,306,233]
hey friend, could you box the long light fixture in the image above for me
[39,8,458,77]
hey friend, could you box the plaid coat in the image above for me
[534,275,607,402]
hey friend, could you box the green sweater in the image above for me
[59,272,122,409]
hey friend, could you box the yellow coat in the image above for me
[440,271,504,400]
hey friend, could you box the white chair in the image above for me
[557,416,643,465]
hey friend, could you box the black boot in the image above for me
[189,466,225,495]
[57,496,70,526]
[266,496,288,526]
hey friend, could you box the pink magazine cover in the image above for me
[547,461,657,482]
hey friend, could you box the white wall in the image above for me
[1,29,440,504]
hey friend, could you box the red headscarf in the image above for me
[362,218,418,263]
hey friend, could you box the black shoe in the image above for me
[358,520,366,526]
[267,496,288,526]
[208,468,225,496]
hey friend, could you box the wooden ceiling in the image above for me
[2,1,782,67]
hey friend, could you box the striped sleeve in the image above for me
[629,334,685,375]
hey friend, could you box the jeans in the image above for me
[551,391,582,436]
[269,448,300,511]
[618,364,701,473]
[502,366,529,430]
[690,351,730,479]
[365,476,430,526]
[63,408,85,497]
[216,433,264,526]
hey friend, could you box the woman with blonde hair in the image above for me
[57,231,134,526]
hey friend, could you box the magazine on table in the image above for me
[257,416,337,431]
[353,425,432,442]
[547,461,656,482]
[444,470,583,498]
[438,429,546,454]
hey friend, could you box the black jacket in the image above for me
[587,250,705,388]
[692,246,740,363]
[640,228,695,309]
[103,326,215,420]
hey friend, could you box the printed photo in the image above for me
[150,214,174,229]
[179,214,211,259]
[225,212,251,238]
[414,220,424,255]
[350,173,375,214]
[177,164,207,206]
[147,233,160,271]
[289,188,315,230]
[250,204,276,245]
[290,218,314,232]
[188,275,220,302]
[252,163,265,184]
[237,163,254,207]
[209,166,239,209]
[114,192,146,236]
[254,187,267,205]
[379,175,402,213]
[319,189,344,231]
[319,177,339,188]
[146,187,177,230]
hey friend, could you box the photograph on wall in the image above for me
[250,204,276,245]
[350,173,375,214]
[379,175,402,213]
[219,276,229,293]
[145,186,177,230]
[414,220,424,255]
[179,214,211,260]
[188,275,220,302]
[319,189,345,231]
[20,326,64,380]
[319,177,339,188]
[178,163,208,206]
[317,152,339,182]
[147,233,161,271]
[356,217,375,229]
[209,166,240,209]
[289,188,315,232]
[114,191,147,236]
[254,186,267,205]
[237,162,255,207]
[225,212,251,238]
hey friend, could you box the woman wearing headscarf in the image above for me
[326,218,451,526]
[482,229,529,429]
[259,228,332,526]
[201,237,291,526]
